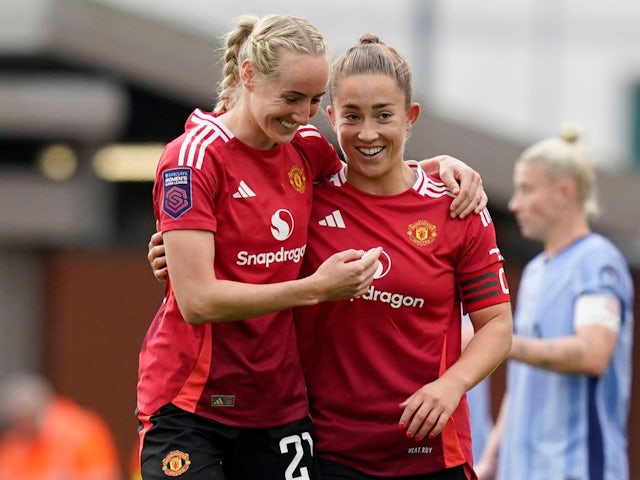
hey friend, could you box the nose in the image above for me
[507,193,518,212]
[291,103,312,125]
[357,119,378,142]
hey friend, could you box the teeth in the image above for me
[279,119,296,129]
[358,147,383,156]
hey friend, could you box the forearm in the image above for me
[444,309,512,392]
[510,334,606,375]
[173,246,379,325]
[176,275,323,324]
[476,394,509,477]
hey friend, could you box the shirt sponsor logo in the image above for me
[407,220,437,246]
[271,209,294,241]
[236,209,303,267]
[355,285,425,309]
[236,245,306,267]
[354,249,424,309]
[163,168,192,219]
[364,248,391,279]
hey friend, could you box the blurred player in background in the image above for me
[475,125,635,480]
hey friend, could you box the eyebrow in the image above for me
[285,90,326,98]
[340,102,394,110]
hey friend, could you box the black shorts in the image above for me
[139,403,320,480]
[318,457,469,480]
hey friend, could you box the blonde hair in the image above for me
[214,14,327,113]
[517,123,600,218]
[328,34,413,108]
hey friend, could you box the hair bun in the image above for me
[359,34,381,45]
[559,122,582,144]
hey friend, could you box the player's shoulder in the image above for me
[160,110,232,170]
[292,124,335,155]
[411,164,455,202]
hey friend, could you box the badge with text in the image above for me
[407,220,437,247]
[163,168,192,219]
[162,450,191,477]
[288,164,307,193]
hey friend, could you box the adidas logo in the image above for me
[318,210,345,228]
[211,395,235,407]
[232,180,256,198]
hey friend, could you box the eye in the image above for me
[345,113,359,122]
[378,112,392,121]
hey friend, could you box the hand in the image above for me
[398,377,464,442]
[420,155,488,218]
[310,247,382,302]
[148,227,168,286]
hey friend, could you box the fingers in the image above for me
[350,247,382,297]
[475,190,489,213]
[449,175,486,219]
[398,394,451,441]
[154,267,168,285]
[438,167,460,196]
[149,230,164,248]
[148,230,168,286]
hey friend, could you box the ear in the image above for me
[240,59,254,90]
[326,106,337,131]
[558,177,577,203]
[406,102,421,130]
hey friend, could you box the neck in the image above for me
[543,214,591,258]
[347,161,416,195]
[218,105,273,149]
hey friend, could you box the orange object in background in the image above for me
[0,373,122,480]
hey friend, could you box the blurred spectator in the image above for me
[0,371,122,480]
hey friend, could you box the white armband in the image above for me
[574,293,621,334]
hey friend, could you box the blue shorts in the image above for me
[139,403,320,480]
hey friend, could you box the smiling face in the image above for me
[327,73,419,193]
[242,52,328,148]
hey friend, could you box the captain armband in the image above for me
[574,293,622,334]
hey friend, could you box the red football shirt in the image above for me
[137,109,341,427]
[296,162,509,476]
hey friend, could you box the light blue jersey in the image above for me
[497,233,634,480]
[462,314,494,462]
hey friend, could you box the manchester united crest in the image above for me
[288,164,307,193]
[407,220,437,246]
[162,450,191,477]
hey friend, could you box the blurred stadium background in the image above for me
[0,0,639,476]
